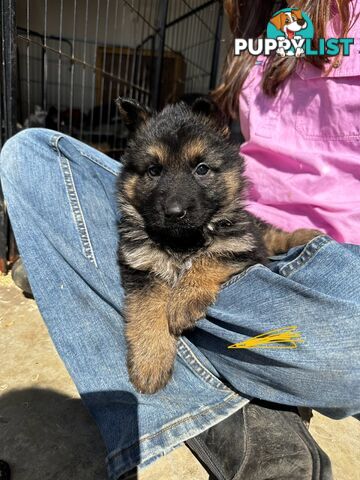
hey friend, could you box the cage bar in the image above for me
[0,0,225,271]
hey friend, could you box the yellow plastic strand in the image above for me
[227,326,304,349]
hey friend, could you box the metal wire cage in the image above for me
[0,0,225,272]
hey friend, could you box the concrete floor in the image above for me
[1,276,359,480]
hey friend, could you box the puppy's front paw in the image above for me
[168,295,211,337]
[168,306,198,337]
[126,333,177,394]
[264,226,325,255]
[128,360,172,394]
[288,228,324,249]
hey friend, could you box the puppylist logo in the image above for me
[235,7,354,58]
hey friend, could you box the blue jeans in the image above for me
[1,128,359,479]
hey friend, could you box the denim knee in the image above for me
[0,128,54,181]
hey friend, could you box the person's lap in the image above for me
[1,128,359,479]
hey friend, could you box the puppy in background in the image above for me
[116,97,320,394]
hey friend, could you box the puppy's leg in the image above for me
[122,267,176,394]
[168,257,241,336]
[263,226,323,256]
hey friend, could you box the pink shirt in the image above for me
[240,4,360,244]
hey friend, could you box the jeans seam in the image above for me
[221,237,333,290]
[106,392,240,461]
[106,392,247,471]
[177,338,232,392]
[56,147,98,267]
[221,263,266,290]
[50,132,119,176]
[79,150,120,176]
[279,236,332,278]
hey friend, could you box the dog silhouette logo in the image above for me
[267,8,314,57]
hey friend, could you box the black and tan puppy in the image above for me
[116,97,320,394]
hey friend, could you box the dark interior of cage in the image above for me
[0,0,223,272]
[15,0,222,160]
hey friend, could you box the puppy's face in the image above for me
[117,98,246,251]
[270,9,307,39]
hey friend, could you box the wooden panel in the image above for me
[96,46,186,108]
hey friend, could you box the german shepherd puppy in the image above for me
[116,97,320,394]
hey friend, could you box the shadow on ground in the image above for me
[0,388,108,479]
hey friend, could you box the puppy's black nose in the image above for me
[297,18,305,26]
[165,202,186,219]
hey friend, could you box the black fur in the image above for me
[117,99,267,258]
[116,97,268,392]
[114,97,323,393]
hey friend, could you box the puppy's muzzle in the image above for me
[164,201,187,220]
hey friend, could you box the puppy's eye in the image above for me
[285,18,291,24]
[195,163,210,176]
[148,164,163,177]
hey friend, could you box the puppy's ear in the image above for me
[270,12,285,31]
[116,97,152,132]
[192,96,230,138]
[192,97,219,117]
[292,8,302,20]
